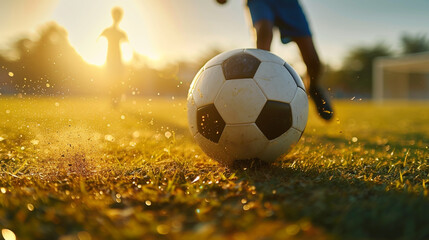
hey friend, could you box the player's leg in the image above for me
[254,20,274,51]
[293,36,333,120]
[293,36,321,85]
[247,0,275,51]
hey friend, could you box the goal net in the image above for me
[373,52,429,102]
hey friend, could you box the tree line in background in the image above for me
[0,22,207,98]
[1,22,428,98]
[324,33,429,98]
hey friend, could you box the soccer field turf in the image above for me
[0,97,428,239]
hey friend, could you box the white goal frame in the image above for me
[373,51,429,102]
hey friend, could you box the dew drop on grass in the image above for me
[8,72,14,77]
[1,187,6,194]
[156,224,170,235]
[1,229,16,240]
[191,176,200,183]
[27,203,34,211]
[145,200,152,206]
[0,137,4,142]
[352,137,358,143]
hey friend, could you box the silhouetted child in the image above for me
[100,7,128,107]
[216,0,333,120]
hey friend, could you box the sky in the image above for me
[1,0,429,72]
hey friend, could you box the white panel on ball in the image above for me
[253,62,298,103]
[290,88,309,132]
[244,49,285,65]
[192,65,225,107]
[194,133,233,165]
[284,62,306,91]
[187,95,198,136]
[214,79,267,124]
[218,123,268,160]
[204,49,244,69]
[188,67,204,97]
[257,127,302,162]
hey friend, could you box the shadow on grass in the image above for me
[234,161,429,240]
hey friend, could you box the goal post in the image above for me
[373,52,429,102]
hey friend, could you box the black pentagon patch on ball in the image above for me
[284,63,305,90]
[222,53,261,80]
[255,101,292,140]
[197,104,226,143]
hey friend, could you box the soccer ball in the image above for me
[187,49,308,165]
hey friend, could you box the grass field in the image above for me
[0,97,428,240]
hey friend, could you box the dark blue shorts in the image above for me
[247,0,312,44]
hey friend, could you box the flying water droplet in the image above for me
[104,135,115,142]
[132,131,140,138]
[165,131,172,139]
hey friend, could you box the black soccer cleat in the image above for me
[309,85,333,121]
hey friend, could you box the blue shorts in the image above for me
[247,0,312,44]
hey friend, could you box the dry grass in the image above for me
[0,97,428,239]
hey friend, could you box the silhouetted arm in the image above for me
[97,29,107,41]
[122,32,129,43]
